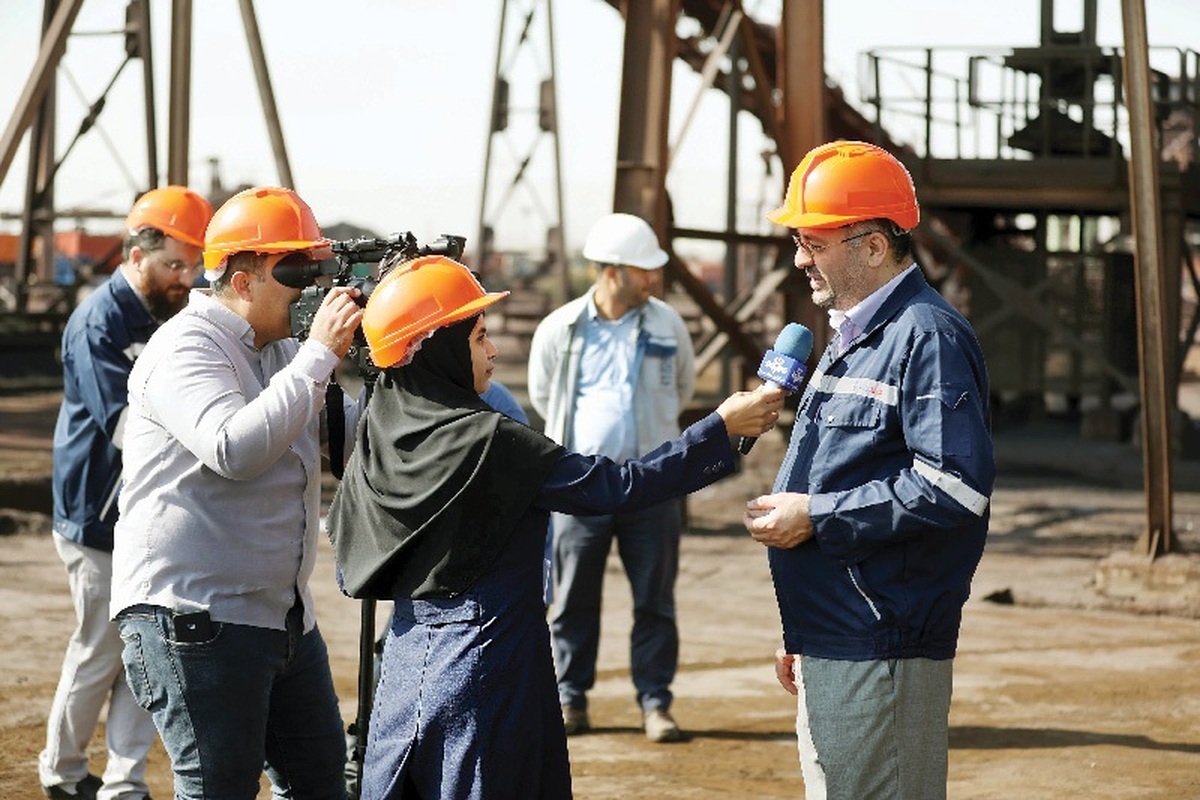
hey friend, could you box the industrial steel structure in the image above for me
[2,0,1199,557]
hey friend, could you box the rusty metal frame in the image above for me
[1121,0,1174,555]
[0,0,85,189]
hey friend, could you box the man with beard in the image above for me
[42,186,212,800]
[528,212,696,743]
[745,141,994,799]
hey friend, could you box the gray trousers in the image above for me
[793,655,953,800]
[41,535,155,799]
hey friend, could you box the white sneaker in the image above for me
[643,708,684,743]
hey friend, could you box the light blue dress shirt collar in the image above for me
[828,262,918,353]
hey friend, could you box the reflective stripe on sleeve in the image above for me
[912,459,989,516]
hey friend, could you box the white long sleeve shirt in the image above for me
[111,290,356,632]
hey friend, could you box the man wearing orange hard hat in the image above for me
[43,185,212,800]
[109,186,364,798]
[744,141,995,799]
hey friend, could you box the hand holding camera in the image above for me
[279,231,466,378]
[307,286,365,359]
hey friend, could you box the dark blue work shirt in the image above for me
[52,269,158,551]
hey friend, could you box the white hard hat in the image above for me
[582,213,668,270]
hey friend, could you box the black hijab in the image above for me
[328,315,563,599]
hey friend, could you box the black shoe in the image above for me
[42,773,102,800]
[561,705,591,736]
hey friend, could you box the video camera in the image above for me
[276,232,466,379]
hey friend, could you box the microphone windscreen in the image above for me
[773,323,814,361]
[740,323,814,454]
[756,323,813,392]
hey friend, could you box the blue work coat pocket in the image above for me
[816,394,883,442]
[394,596,481,626]
[810,395,884,485]
[915,382,974,457]
[644,338,678,388]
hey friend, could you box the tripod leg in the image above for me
[345,598,377,800]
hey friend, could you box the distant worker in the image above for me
[110,186,364,798]
[528,212,696,743]
[745,140,995,798]
[42,186,213,800]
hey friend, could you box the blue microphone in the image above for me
[738,323,813,455]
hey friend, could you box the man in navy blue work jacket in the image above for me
[41,187,211,800]
[743,141,995,800]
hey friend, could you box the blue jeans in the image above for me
[550,501,680,712]
[116,602,347,800]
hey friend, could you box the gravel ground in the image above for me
[4,389,1200,798]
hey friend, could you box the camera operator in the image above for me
[110,186,363,799]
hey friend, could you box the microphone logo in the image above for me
[759,349,808,392]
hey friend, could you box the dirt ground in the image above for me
[4,389,1200,799]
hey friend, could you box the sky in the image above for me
[1,0,1199,261]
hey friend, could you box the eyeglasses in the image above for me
[148,254,202,274]
[791,229,879,259]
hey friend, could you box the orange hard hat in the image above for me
[363,255,509,369]
[202,186,332,279]
[126,185,214,248]
[767,141,919,231]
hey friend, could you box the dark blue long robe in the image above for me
[362,412,737,799]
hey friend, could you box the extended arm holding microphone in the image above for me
[738,323,814,455]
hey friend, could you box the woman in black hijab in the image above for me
[328,257,783,800]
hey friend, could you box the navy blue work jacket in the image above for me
[770,269,995,661]
[52,269,157,551]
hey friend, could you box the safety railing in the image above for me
[858,44,1200,166]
